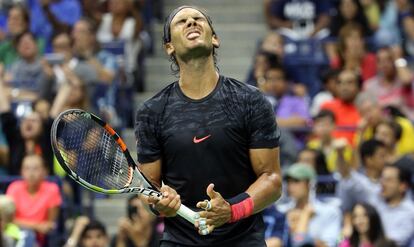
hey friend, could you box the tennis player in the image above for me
[135,5,282,247]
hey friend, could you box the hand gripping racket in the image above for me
[51,109,200,224]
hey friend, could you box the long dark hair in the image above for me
[350,203,385,246]
[330,0,372,37]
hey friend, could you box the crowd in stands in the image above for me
[258,0,414,246]
[0,0,413,246]
[0,0,163,246]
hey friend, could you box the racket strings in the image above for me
[55,112,131,190]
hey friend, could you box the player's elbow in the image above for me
[268,172,283,202]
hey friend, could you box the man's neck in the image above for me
[178,56,219,100]
[321,136,332,146]
[383,72,397,84]
[340,98,355,105]
[295,196,309,209]
[386,195,404,207]
[24,56,37,64]
[365,167,380,181]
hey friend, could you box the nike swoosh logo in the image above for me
[193,134,211,144]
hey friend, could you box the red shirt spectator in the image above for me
[321,70,361,145]
[321,99,360,145]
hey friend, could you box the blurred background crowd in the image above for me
[0,0,414,246]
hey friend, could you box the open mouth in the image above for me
[186,30,201,40]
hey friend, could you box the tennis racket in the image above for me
[51,109,200,224]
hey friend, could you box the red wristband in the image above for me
[229,197,254,223]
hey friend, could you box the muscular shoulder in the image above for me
[222,76,260,94]
[221,76,266,105]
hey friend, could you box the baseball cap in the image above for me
[284,163,316,181]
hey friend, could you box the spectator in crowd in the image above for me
[310,68,339,116]
[263,66,310,128]
[336,139,387,236]
[296,148,336,195]
[359,0,382,31]
[0,4,29,42]
[260,31,285,60]
[28,0,81,51]
[246,50,279,87]
[338,203,393,247]
[0,81,53,175]
[328,0,372,38]
[278,129,300,169]
[32,99,52,122]
[112,195,160,247]
[72,18,117,85]
[80,220,109,247]
[262,204,288,247]
[321,69,361,146]
[96,0,144,91]
[373,118,414,178]
[395,0,414,59]
[374,1,401,46]
[64,216,90,247]
[359,0,400,39]
[6,154,62,246]
[246,32,284,87]
[330,23,377,81]
[49,67,89,119]
[0,195,36,247]
[325,0,372,79]
[355,92,414,157]
[377,165,414,246]
[0,4,45,68]
[5,31,46,101]
[373,118,404,164]
[363,46,414,120]
[338,159,414,246]
[80,0,105,25]
[264,0,331,40]
[282,163,342,247]
[71,17,118,114]
[65,217,109,247]
[307,109,354,173]
[297,148,330,175]
[41,32,97,102]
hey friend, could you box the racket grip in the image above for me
[177,204,200,224]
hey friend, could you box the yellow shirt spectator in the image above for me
[357,117,414,156]
[307,139,353,173]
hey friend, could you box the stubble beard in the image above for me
[179,44,213,63]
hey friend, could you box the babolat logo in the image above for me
[127,187,162,198]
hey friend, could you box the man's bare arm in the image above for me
[247,147,283,213]
[138,159,162,189]
[139,159,182,217]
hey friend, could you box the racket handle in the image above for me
[177,204,200,224]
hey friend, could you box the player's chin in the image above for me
[183,44,213,58]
